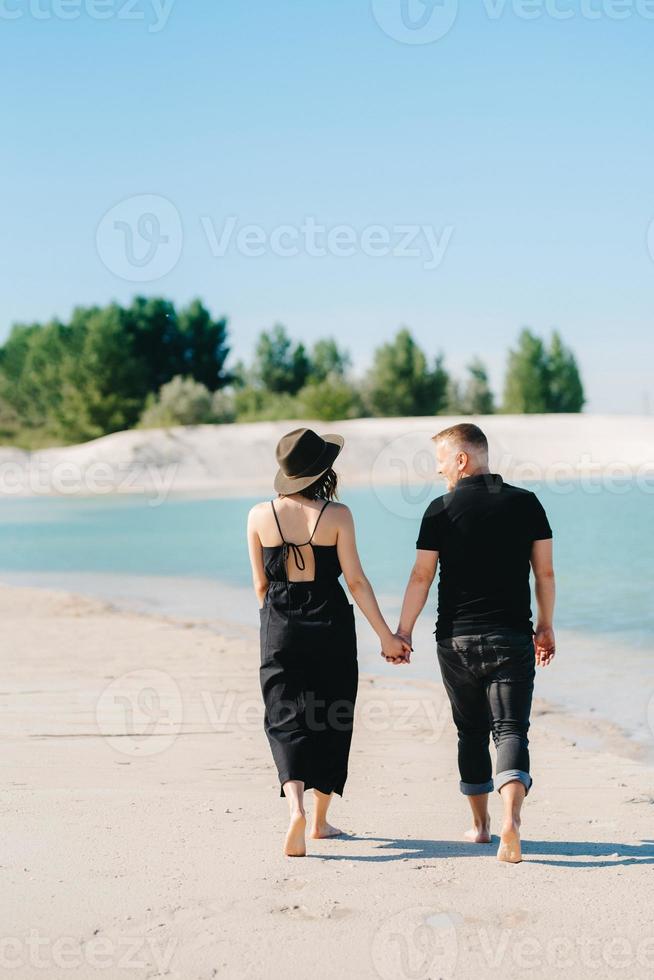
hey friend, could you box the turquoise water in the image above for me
[1,484,652,644]
[1,483,653,742]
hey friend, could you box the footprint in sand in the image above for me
[280,877,309,891]
[273,902,353,921]
[274,904,313,920]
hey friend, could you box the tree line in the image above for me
[0,297,584,447]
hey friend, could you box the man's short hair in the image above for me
[433,423,488,455]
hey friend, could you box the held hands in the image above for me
[380,629,413,665]
[534,625,556,666]
[380,625,556,667]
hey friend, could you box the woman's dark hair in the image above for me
[298,467,338,501]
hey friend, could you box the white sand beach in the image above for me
[3,582,653,980]
[1,414,653,498]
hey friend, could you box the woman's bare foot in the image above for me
[497,820,522,863]
[284,812,306,857]
[310,821,343,840]
[310,789,342,840]
[464,817,491,844]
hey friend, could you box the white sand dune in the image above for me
[1,414,653,498]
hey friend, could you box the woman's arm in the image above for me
[336,506,409,662]
[247,506,269,608]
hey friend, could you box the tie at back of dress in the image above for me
[265,500,341,583]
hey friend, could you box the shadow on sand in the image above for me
[309,836,654,868]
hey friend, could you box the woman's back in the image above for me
[254,496,344,583]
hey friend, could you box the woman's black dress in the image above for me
[259,500,358,797]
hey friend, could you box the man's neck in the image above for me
[459,466,491,481]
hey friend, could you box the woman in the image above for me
[247,427,408,857]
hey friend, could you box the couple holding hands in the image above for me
[247,423,555,862]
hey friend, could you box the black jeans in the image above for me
[437,631,535,796]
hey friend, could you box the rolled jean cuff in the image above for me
[459,779,494,796]
[495,769,532,795]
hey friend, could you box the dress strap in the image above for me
[308,500,330,543]
[270,499,329,575]
[270,500,306,573]
[270,500,286,542]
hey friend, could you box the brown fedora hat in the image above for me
[274,427,344,494]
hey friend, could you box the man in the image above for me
[389,423,555,863]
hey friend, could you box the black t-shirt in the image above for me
[416,473,552,640]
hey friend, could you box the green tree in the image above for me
[444,377,464,414]
[502,328,549,413]
[310,338,351,382]
[0,395,19,442]
[139,375,216,428]
[233,386,299,422]
[121,297,231,397]
[546,331,585,412]
[54,305,144,441]
[365,328,448,416]
[460,358,495,414]
[503,328,584,414]
[0,298,234,445]
[297,376,363,421]
[122,297,182,397]
[0,323,43,423]
[252,325,310,395]
[0,320,68,433]
[177,299,231,391]
[445,360,495,415]
[210,388,237,423]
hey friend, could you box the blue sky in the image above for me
[2,0,654,412]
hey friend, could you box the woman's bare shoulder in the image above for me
[247,500,271,524]
[326,501,353,524]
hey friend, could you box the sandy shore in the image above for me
[2,414,654,498]
[3,582,654,980]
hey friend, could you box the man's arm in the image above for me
[530,538,556,666]
[393,549,439,663]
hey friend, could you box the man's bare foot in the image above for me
[497,821,522,863]
[464,818,491,844]
[284,812,306,857]
[310,821,343,839]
